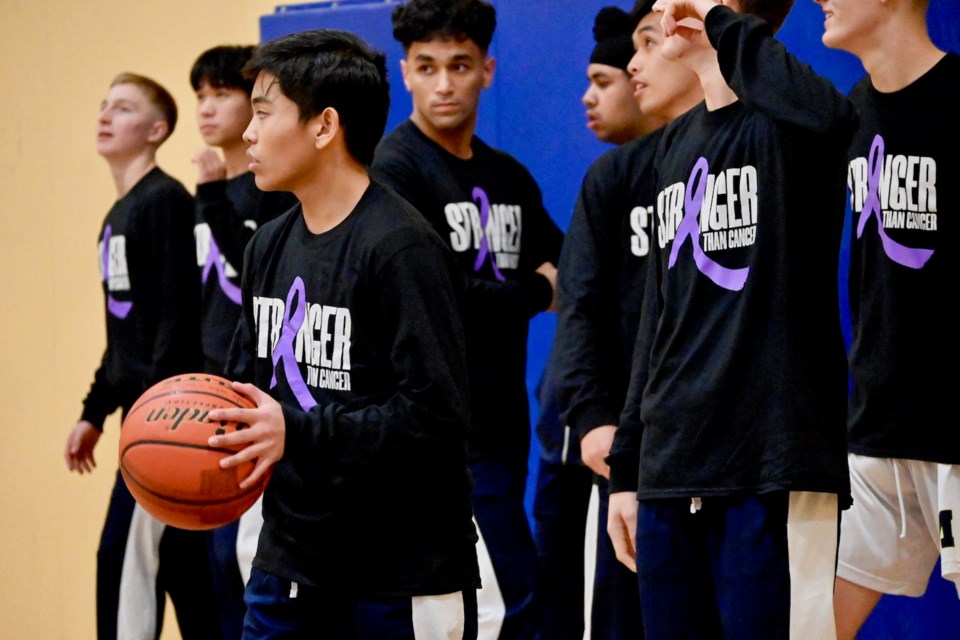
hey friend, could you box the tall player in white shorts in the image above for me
[816,0,960,638]
[840,457,959,598]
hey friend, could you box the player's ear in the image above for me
[312,107,339,150]
[147,119,169,145]
[482,56,496,89]
[400,58,412,92]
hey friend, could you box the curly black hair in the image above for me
[392,0,497,53]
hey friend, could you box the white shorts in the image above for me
[837,454,960,598]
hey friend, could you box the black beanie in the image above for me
[589,7,636,72]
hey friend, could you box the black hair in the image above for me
[244,29,389,166]
[392,0,497,53]
[190,45,257,94]
[738,0,796,33]
[630,0,657,24]
[630,0,795,34]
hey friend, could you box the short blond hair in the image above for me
[110,72,178,143]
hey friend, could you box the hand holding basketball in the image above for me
[119,374,271,530]
[208,381,285,491]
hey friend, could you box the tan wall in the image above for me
[0,2,282,637]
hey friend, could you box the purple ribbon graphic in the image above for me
[101,224,133,319]
[856,135,933,269]
[667,157,749,291]
[270,277,318,411]
[472,187,505,282]
[202,235,242,305]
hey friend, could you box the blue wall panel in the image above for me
[260,2,960,637]
[260,1,501,155]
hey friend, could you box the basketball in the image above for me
[119,373,269,530]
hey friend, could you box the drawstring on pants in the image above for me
[690,497,702,514]
[893,461,907,539]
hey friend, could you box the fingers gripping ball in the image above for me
[120,374,269,530]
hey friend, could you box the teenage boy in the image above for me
[815,1,960,638]
[536,3,677,638]
[581,6,666,145]
[64,73,219,640]
[189,44,298,640]
[192,44,297,376]
[371,1,564,638]
[548,3,707,638]
[204,29,480,638]
[606,0,858,637]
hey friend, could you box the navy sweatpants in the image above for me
[533,462,644,639]
[242,567,479,639]
[471,458,541,639]
[635,493,839,640]
[97,469,221,640]
[532,361,643,640]
[532,452,592,639]
[208,520,246,639]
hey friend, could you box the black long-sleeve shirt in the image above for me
[226,181,479,595]
[195,172,296,374]
[372,120,564,467]
[609,8,857,503]
[845,53,960,465]
[553,131,663,448]
[81,167,201,427]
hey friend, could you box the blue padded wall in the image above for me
[260,3,960,637]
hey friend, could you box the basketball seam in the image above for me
[120,440,265,506]
[127,390,252,419]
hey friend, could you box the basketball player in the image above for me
[534,3,669,638]
[606,0,857,637]
[189,43,297,640]
[64,73,220,640]
[545,2,707,637]
[204,29,480,638]
[370,2,564,637]
[814,1,960,637]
